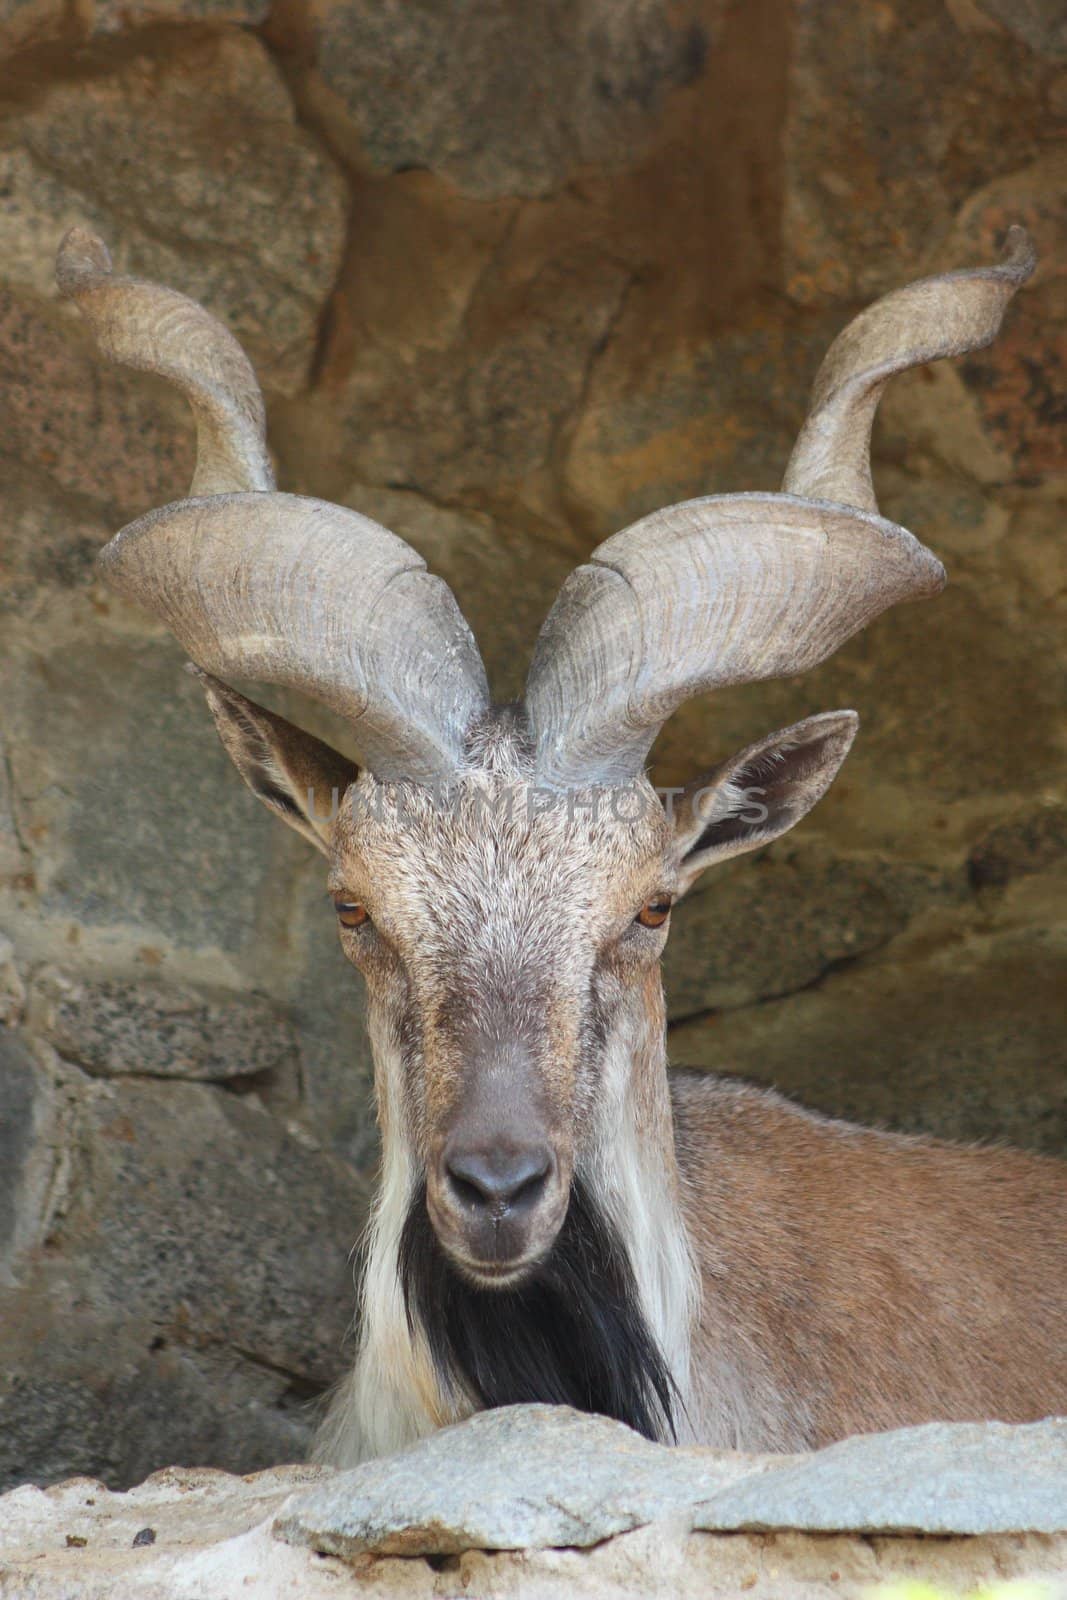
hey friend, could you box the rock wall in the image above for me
[3,1408,1066,1599]
[0,0,1064,1488]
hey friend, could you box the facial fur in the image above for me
[328,717,675,1274]
[317,712,691,1447]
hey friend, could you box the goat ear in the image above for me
[189,667,360,856]
[671,711,858,897]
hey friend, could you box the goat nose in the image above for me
[444,1144,554,1216]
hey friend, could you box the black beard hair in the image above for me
[398,1176,678,1443]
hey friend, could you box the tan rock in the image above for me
[0,32,346,395]
[0,0,66,54]
[306,0,719,201]
[1,1413,1064,1597]
[669,918,1067,1152]
[782,0,1053,305]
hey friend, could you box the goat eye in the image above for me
[334,900,370,929]
[636,896,672,929]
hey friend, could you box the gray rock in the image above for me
[60,1075,367,1381]
[0,1329,320,1493]
[0,1056,369,1488]
[669,921,1067,1153]
[968,805,1067,890]
[0,1027,39,1263]
[89,0,268,33]
[782,0,1047,304]
[976,0,1067,60]
[5,1459,1060,1599]
[0,934,24,1024]
[0,0,64,54]
[274,1404,767,1557]
[695,1419,1067,1535]
[0,0,268,51]
[0,628,284,954]
[0,470,116,617]
[275,1405,1067,1559]
[333,244,632,511]
[565,313,840,532]
[0,32,346,395]
[0,292,192,524]
[663,849,949,1020]
[30,967,300,1083]
[281,852,378,1173]
[0,726,28,888]
[311,0,714,200]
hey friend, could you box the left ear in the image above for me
[188,666,361,857]
[671,711,859,897]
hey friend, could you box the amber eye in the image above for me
[334,900,370,929]
[636,896,672,930]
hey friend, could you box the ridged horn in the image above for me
[56,227,273,496]
[782,226,1037,509]
[58,230,490,782]
[526,231,1035,789]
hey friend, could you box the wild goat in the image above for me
[57,225,1065,1463]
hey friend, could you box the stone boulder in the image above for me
[0,32,346,396]
[276,1405,1067,1557]
[307,0,718,200]
[2,1407,1063,1598]
[0,1029,369,1490]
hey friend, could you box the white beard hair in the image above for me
[579,1023,700,1442]
[312,1041,467,1468]
[315,1005,700,1463]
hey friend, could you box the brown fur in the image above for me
[206,696,1065,1459]
[673,1072,1067,1449]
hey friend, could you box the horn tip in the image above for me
[56,227,113,297]
[924,548,949,597]
[1001,225,1037,286]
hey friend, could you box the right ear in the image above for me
[190,667,360,856]
[670,710,859,897]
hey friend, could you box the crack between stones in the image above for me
[0,722,33,866]
[552,265,639,543]
[666,947,873,1034]
[228,1343,325,1403]
[43,1045,288,1092]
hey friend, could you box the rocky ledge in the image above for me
[2,1406,1065,1598]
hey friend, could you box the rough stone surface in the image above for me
[0,1040,368,1490]
[0,1027,44,1269]
[669,917,1067,1152]
[2,1456,1064,1600]
[0,0,1063,1494]
[663,848,954,1020]
[695,1418,1067,1535]
[0,33,347,395]
[0,0,64,55]
[275,1405,772,1557]
[977,0,1067,59]
[0,932,25,1024]
[88,0,269,34]
[0,293,192,523]
[308,0,719,200]
[28,967,300,1083]
[782,0,1055,304]
[276,1408,1067,1559]
[968,803,1067,889]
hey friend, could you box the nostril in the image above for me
[444,1146,553,1215]
[447,1170,493,1211]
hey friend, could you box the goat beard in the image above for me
[397,1176,678,1443]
